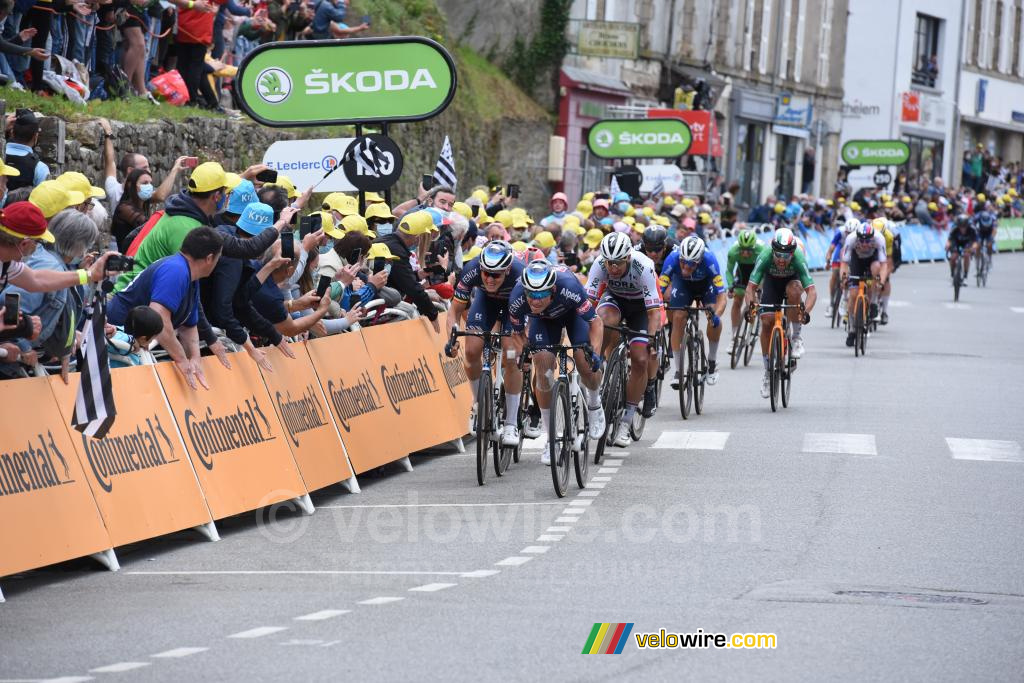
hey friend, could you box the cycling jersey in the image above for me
[949,227,978,249]
[842,232,888,264]
[828,230,845,266]
[454,257,525,303]
[725,242,766,290]
[749,248,815,309]
[661,250,726,310]
[585,251,661,310]
[635,237,676,273]
[973,212,996,237]
[508,271,596,348]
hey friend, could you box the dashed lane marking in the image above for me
[547,526,572,533]
[357,597,404,605]
[150,647,209,658]
[554,517,579,524]
[495,556,532,566]
[461,570,500,578]
[228,627,288,639]
[591,476,612,482]
[88,663,150,674]
[568,499,593,506]
[598,468,619,474]
[652,431,730,450]
[943,302,972,310]
[803,433,877,456]
[521,546,551,554]
[535,535,564,542]
[294,610,350,622]
[588,482,607,489]
[127,570,467,577]
[408,583,457,593]
[561,508,586,515]
[317,502,563,509]
[946,438,1022,462]
[602,459,624,466]
[1011,307,1024,313]
[577,490,601,497]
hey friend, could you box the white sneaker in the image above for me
[523,414,542,439]
[588,407,605,440]
[468,403,477,435]
[706,369,719,385]
[613,425,631,448]
[825,304,832,316]
[500,424,519,447]
[541,445,552,466]
[791,337,805,359]
[760,372,770,399]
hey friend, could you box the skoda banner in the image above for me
[587,119,692,159]
[262,138,357,192]
[841,140,910,166]
[237,37,457,127]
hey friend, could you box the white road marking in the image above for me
[495,556,532,566]
[128,570,466,577]
[577,490,601,497]
[547,526,572,532]
[561,508,586,515]
[536,534,564,542]
[151,647,208,658]
[803,433,877,456]
[357,597,404,605]
[568,499,593,506]
[943,302,972,310]
[521,546,551,554]
[1011,307,1024,313]
[598,468,619,474]
[318,502,563,509]
[40,678,95,683]
[88,663,150,673]
[521,437,546,450]
[603,459,624,466]
[591,476,612,482]
[652,431,730,450]
[588,482,607,489]
[461,570,500,578]
[228,627,288,639]
[946,438,1023,462]
[408,583,457,592]
[554,517,578,524]
[294,610,349,622]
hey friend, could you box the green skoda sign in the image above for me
[587,119,692,159]
[237,37,457,127]
[841,139,910,166]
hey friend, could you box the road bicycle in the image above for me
[948,248,967,303]
[530,343,592,498]
[730,294,761,368]
[677,306,713,419]
[845,275,874,357]
[594,323,652,465]
[752,302,802,412]
[976,241,992,288]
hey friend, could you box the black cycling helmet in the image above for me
[954,214,971,228]
[641,226,668,250]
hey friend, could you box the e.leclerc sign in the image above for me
[587,119,693,159]
[237,37,457,127]
[841,140,910,166]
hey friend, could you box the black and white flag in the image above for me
[72,291,116,438]
[345,137,387,177]
[432,136,457,190]
[650,178,665,198]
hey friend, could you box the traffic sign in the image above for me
[841,139,910,166]
[587,119,692,159]
[341,135,404,192]
[873,169,892,187]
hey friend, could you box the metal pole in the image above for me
[355,123,365,214]
[381,122,392,207]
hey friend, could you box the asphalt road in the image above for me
[2,255,1023,682]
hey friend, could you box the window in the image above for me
[903,134,944,184]
[993,1,1004,70]
[971,0,984,66]
[1014,2,1022,75]
[911,13,942,87]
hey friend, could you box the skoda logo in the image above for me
[846,146,859,160]
[595,130,614,148]
[256,67,292,104]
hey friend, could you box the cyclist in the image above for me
[661,235,727,387]
[636,225,675,273]
[946,215,978,284]
[973,210,997,262]
[508,260,605,465]
[839,222,887,348]
[826,219,859,317]
[871,217,895,325]
[446,241,525,446]
[744,228,816,398]
[586,232,663,446]
[725,228,767,340]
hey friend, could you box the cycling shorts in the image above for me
[466,291,513,334]
[667,278,717,310]
[597,293,650,345]
[849,251,880,280]
[732,263,755,292]
[760,273,801,309]
[527,313,590,349]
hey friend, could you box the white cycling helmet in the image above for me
[679,235,706,263]
[599,231,633,261]
[843,218,861,234]
[521,260,557,292]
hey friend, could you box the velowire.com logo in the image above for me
[256,67,292,104]
[582,623,634,654]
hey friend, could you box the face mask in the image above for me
[138,183,155,201]
[376,222,394,236]
[318,240,334,255]
[1,190,7,207]
[617,201,630,213]
[215,191,226,212]
[552,210,565,218]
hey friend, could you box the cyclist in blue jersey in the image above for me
[825,219,858,317]
[447,240,526,445]
[973,210,997,259]
[660,235,728,387]
[509,261,605,465]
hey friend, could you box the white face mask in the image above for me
[376,222,394,236]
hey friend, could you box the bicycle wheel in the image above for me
[573,388,589,488]
[494,385,513,477]
[692,333,706,415]
[730,315,747,369]
[513,366,533,464]
[781,331,792,408]
[953,261,962,302]
[549,378,572,498]
[475,372,493,486]
[679,327,693,419]
[830,285,842,329]
[743,315,758,366]
[853,298,865,358]
[768,328,782,412]
[594,350,624,465]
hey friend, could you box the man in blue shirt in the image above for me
[108,226,224,390]
[5,110,49,191]
[310,0,368,39]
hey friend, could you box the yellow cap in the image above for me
[367,242,400,261]
[365,202,396,221]
[563,214,581,227]
[187,161,229,193]
[29,180,85,218]
[224,172,243,190]
[927,202,938,211]
[533,231,556,249]
[471,189,489,204]
[494,209,514,228]
[977,193,986,201]
[881,194,891,202]
[625,205,635,217]
[266,175,298,199]
[364,191,384,204]
[632,222,645,234]
[901,196,911,203]
[341,214,374,237]
[622,216,636,226]
[871,217,887,231]
[57,171,105,199]
[582,192,595,202]
[0,158,20,177]
[883,201,895,208]
[323,193,358,216]
[576,200,592,217]
[1001,194,1012,203]
[773,202,785,214]
[475,206,490,226]
[452,202,473,219]
[699,212,712,224]
[462,245,483,263]
[662,196,676,206]
[399,210,438,235]
[655,216,671,227]
[850,201,861,211]
[642,207,655,217]
[567,224,587,236]
[682,198,695,208]
[320,211,345,239]
[837,197,846,204]
[1009,188,1018,197]
[510,209,529,229]
[583,228,604,249]
[511,241,528,252]
[825,199,834,206]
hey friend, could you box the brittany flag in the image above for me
[582,622,634,654]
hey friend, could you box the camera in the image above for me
[105,254,135,272]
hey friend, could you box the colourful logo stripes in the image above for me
[582,623,634,654]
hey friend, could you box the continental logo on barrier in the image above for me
[326,370,384,432]
[0,430,73,497]
[439,351,469,399]
[276,384,329,447]
[380,356,437,415]
[82,415,178,493]
[184,396,274,470]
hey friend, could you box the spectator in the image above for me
[249,241,332,339]
[112,168,155,251]
[310,0,367,40]
[0,0,48,85]
[171,0,226,108]
[99,119,189,207]
[0,157,20,205]
[108,226,225,390]
[5,110,48,190]
[120,0,152,97]
[372,210,441,331]
[802,148,815,194]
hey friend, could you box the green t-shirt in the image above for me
[749,247,814,288]
[725,242,766,288]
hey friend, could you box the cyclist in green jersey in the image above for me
[725,228,767,341]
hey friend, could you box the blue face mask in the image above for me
[617,201,630,214]
[318,240,334,255]
[215,191,226,212]
[376,222,394,236]
[138,183,155,201]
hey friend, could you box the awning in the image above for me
[560,66,632,97]
[773,125,810,139]
[960,114,1024,135]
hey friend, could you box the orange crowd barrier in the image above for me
[156,355,308,520]
[258,342,355,492]
[0,377,113,580]
[48,366,213,548]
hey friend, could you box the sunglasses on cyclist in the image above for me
[681,260,700,269]
[606,259,629,268]
[480,270,504,279]
[526,289,553,299]
[773,251,794,261]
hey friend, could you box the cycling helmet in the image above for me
[641,226,668,250]
[772,227,797,254]
[679,235,706,263]
[525,246,547,263]
[479,240,514,272]
[856,223,875,241]
[600,232,633,261]
[977,212,995,228]
[737,229,757,249]
[954,214,971,228]
[759,222,775,234]
[843,218,861,234]
[521,260,557,292]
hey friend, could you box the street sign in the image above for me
[236,37,457,127]
[341,135,404,192]
[841,139,910,166]
[262,138,356,192]
[577,21,640,60]
[873,169,892,187]
[638,164,683,193]
[587,119,692,159]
